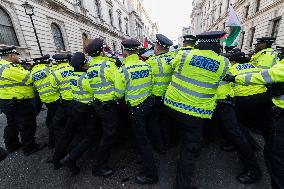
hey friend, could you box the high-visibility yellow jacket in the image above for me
[146,52,174,97]
[0,59,34,99]
[115,54,152,107]
[164,49,230,119]
[50,62,73,101]
[31,64,60,103]
[230,63,267,97]
[84,56,120,102]
[70,71,93,104]
[251,48,279,69]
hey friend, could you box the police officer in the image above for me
[209,51,262,184]
[50,54,74,169]
[31,55,60,148]
[146,34,174,152]
[115,38,158,184]
[229,61,284,189]
[174,35,197,56]
[83,38,120,177]
[251,37,278,69]
[54,52,98,176]
[0,46,40,155]
[163,31,229,189]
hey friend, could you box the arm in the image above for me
[2,65,32,85]
[235,61,284,85]
[114,67,126,99]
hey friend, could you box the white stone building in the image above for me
[0,0,158,58]
[191,0,284,52]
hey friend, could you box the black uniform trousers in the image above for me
[147,96,170,152]
[129,98,158,179]
[264,108,284,189]
[235,92,273,146]
[92,101,118,169]
[0,99,37,152]
[212,101,260,171]
[52,100,70,147]
[165,106,204,189]
[45,101,59,147]
[53,101,98,163]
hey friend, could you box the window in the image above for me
[108,9,113,26]
[118,16,122,31]
[219,3,222,17]
[244,5,249,19]
[255,0,261,12]
[227,0,230,11]
[94,0,101,18]
[249,27,255,47]
[125,18,128,34]
[112,41,116,51]
[271,18,281,38]
[0,7,19,46]
[240,31,245,49]
[76,0,83,6]
[51,23,65,51]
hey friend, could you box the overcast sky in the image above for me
[143,0,193,44]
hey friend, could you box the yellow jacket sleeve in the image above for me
[236,61,284,85]
[114,67,126,99]
[2,65,32,85]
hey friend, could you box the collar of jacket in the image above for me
[89,56,107,64]
[123,54,140,65]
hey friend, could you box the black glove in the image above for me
[223,75,236,83]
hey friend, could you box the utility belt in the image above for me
[217,96,235,106]
[70,100,92,113]
[0,98,32,108]
[266,83,284,97]
[93,99,118,109]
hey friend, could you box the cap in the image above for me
[71,52,86,68]
[276,46,284,51]
[255,37,276,44]
[155,34,173,48]
[229,52,246,61]
[52,54,71,62]
[196,31,227,43]
[33,54,51,64]
[122,38,141,51]
[0,46,20,56]
[183,35,197,42]
[85,38,104,55]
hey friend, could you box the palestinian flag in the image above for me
[225,5,241,47]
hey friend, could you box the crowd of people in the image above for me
[0,31,283,189]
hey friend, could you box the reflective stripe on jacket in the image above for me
[116,54,152,107]
[50,62,73,100]
[164,49,229,119]
[0,60,34,99]
[31,64,60,103]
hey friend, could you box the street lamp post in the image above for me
[22,1,43,56]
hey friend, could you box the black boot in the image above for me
[237,170,262,184]
[0,147,8,161]
[135,172,158,185]
[92,166,113,177]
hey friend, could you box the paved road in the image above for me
[0,111,271,189]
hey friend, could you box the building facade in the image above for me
[0,0,158,58]
[191,0,284,52]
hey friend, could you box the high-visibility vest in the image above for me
[146,52,174,97]
[70,71,93,104]
[164,49,229,119]
[236,60,284,108]
[0,59,34,99]
[251,48,279,69]
[50,62,73,101]
[230,63,267,97]
[116,54,152,107]
[84,56,120,102]
[31,64,60,103]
